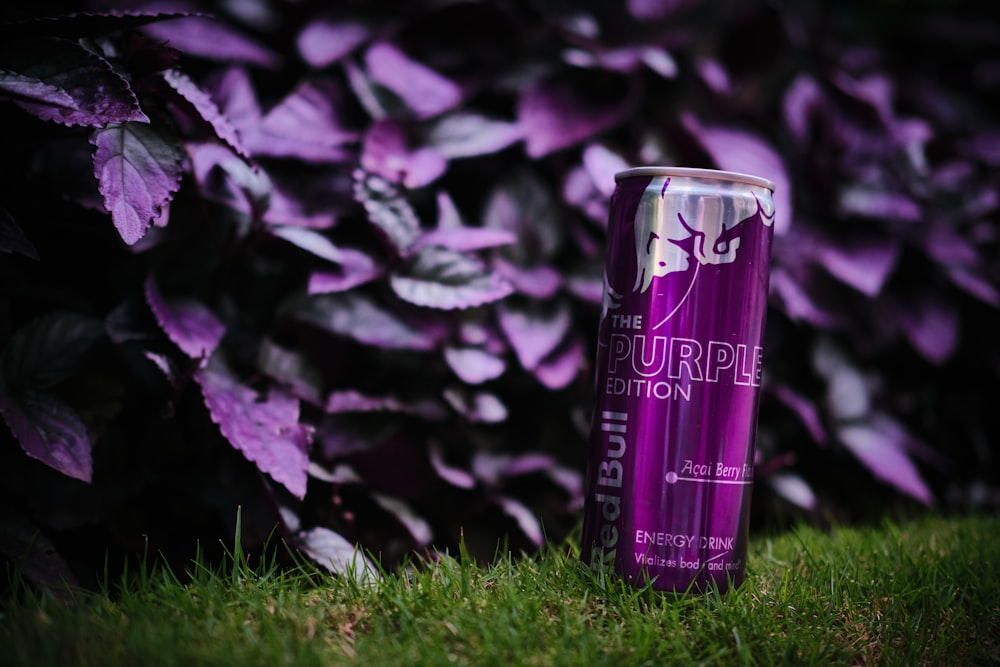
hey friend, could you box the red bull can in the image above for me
[581,166,776,593]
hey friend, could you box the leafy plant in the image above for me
[0,0,997,588]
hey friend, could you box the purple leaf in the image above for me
[244,78,359,163]
[564,268,605,305]
[816,235,899,297]
[203,66,261,135]
[474,452,554,482]
[422,111,523,159]
[269,226,377,276]
[696,57,731,94]
[812,339,871,420]
[627,0,700,19]
[0,390,92,482]
[297,17,371,68]
[682,114,792,235]
[414,227,518,254]
[428,442,476,489]
[497,299,573,371]
[161,68,249,159]
[443,346,507,384]
[187,142,271,216]
[944,266,1000,307]
[1,40,148,127]
[494,495,543,546]
[770,382,828,444]
[287,291,440,351]
[896,295,959,365]
[325,389,447,421]
[262,170,353,230]
[582,144,629,198]
[838,186,922,222]
[389,247,514,310]
[563,44,675,76]
[837,416,933,505]
[769,266,843,328]
[492,259,563,299]
[195,357,312,499]
[767,472,817,510]
[483,169,562,264]
[258,338,325,407]
[141,16,282,68]
[442,387,508,423]
[0,209,39,259]
[517,75,633,157]
[91,121,185,245]
[290,525,378,582]
[364,41,462,119]
[783,74,823,144]
[307,267,381,295]
[371,493,433,546]
[411,191,517,253]
[532,335,584,390]
[144,277,225,362]
[361,118,447,189]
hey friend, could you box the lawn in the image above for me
[2,513,997,666]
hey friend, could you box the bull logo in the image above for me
[634,176,774,294]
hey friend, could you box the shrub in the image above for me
[0,0,996,587]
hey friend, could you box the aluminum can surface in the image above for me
[581,166,776,593]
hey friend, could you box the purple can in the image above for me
[581,166,776,593]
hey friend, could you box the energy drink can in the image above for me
[581,166,776,593]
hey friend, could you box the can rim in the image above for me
[615,166,775,192]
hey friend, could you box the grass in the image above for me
[1,512,998,666]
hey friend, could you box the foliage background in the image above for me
[0,0,997,589]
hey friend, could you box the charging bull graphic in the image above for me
[634,175,774,293]
[602,173,775,327]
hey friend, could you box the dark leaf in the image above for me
[0,509,80,598]
[0,311,103,391]
[0,390,92,482]
[0,208,39,259]
[0,38,148,127]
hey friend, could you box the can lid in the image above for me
[615,166,775,192]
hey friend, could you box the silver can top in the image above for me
[615,166,775,192]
